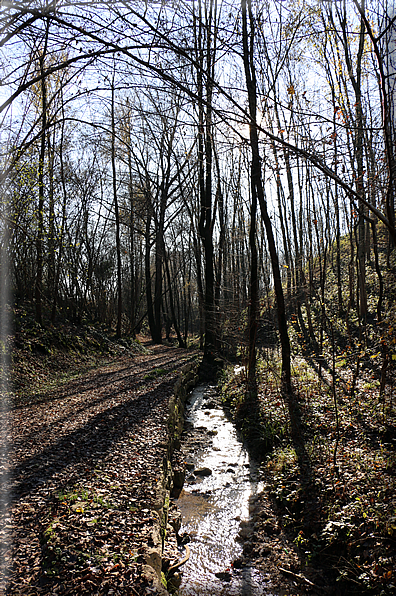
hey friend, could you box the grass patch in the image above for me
[57,487,115,510]
[144,367,167,380]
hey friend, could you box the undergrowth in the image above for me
[220,338,396,594]
[219,244,396,593]
[10,302,151,404]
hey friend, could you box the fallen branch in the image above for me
[167,545,190,575]
[278,566,316,587]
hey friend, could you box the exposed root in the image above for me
[167,545,190,575]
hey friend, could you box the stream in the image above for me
[176,384,276,596]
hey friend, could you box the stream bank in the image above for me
[141,360,201,595]
[149,361,321,596]
[161,372,323,596]
[174,383,277,596]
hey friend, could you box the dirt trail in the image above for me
[1,344,198,595]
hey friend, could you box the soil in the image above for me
[4,331,395,596]
[1,341,198,595]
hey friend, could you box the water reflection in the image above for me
[177,385,275,595]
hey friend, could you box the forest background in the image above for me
[1,0,396,593]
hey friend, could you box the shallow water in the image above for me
[177,385,275,596]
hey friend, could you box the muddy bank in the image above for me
[142,361,200,595]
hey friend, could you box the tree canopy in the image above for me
[2,0,396,382]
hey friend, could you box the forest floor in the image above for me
[2,325,199,595]
[3,314,396,595]
[220,350,396,595]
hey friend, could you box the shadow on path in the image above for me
[5,346,199,504]
[5,376,175,503]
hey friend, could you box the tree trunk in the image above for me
[163,247,186,348]
[242,0,291,394]
[195,0,216,358]
[111,78,122,339]
[35,23,50,326]
[51,98,68,323]
[145,205,156,341]
[241,1,309,460]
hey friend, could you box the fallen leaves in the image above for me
[3,344,198,594]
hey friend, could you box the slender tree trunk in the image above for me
[111,78,122,338]
[241,0,291,395]
[271,141,292,303]
[47,130,56,307]
[214,146,224,309]
[153,219,164,344]
[128,145,136,334]
[51,94,67,323]
[247,165,258,395]
[370,218,383,322]
[337,5,368,320]
[274,101,300,312]
[35,23,50,326]
[145,204,156,341]
[163,247,186,348]
[195,0,216,358]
